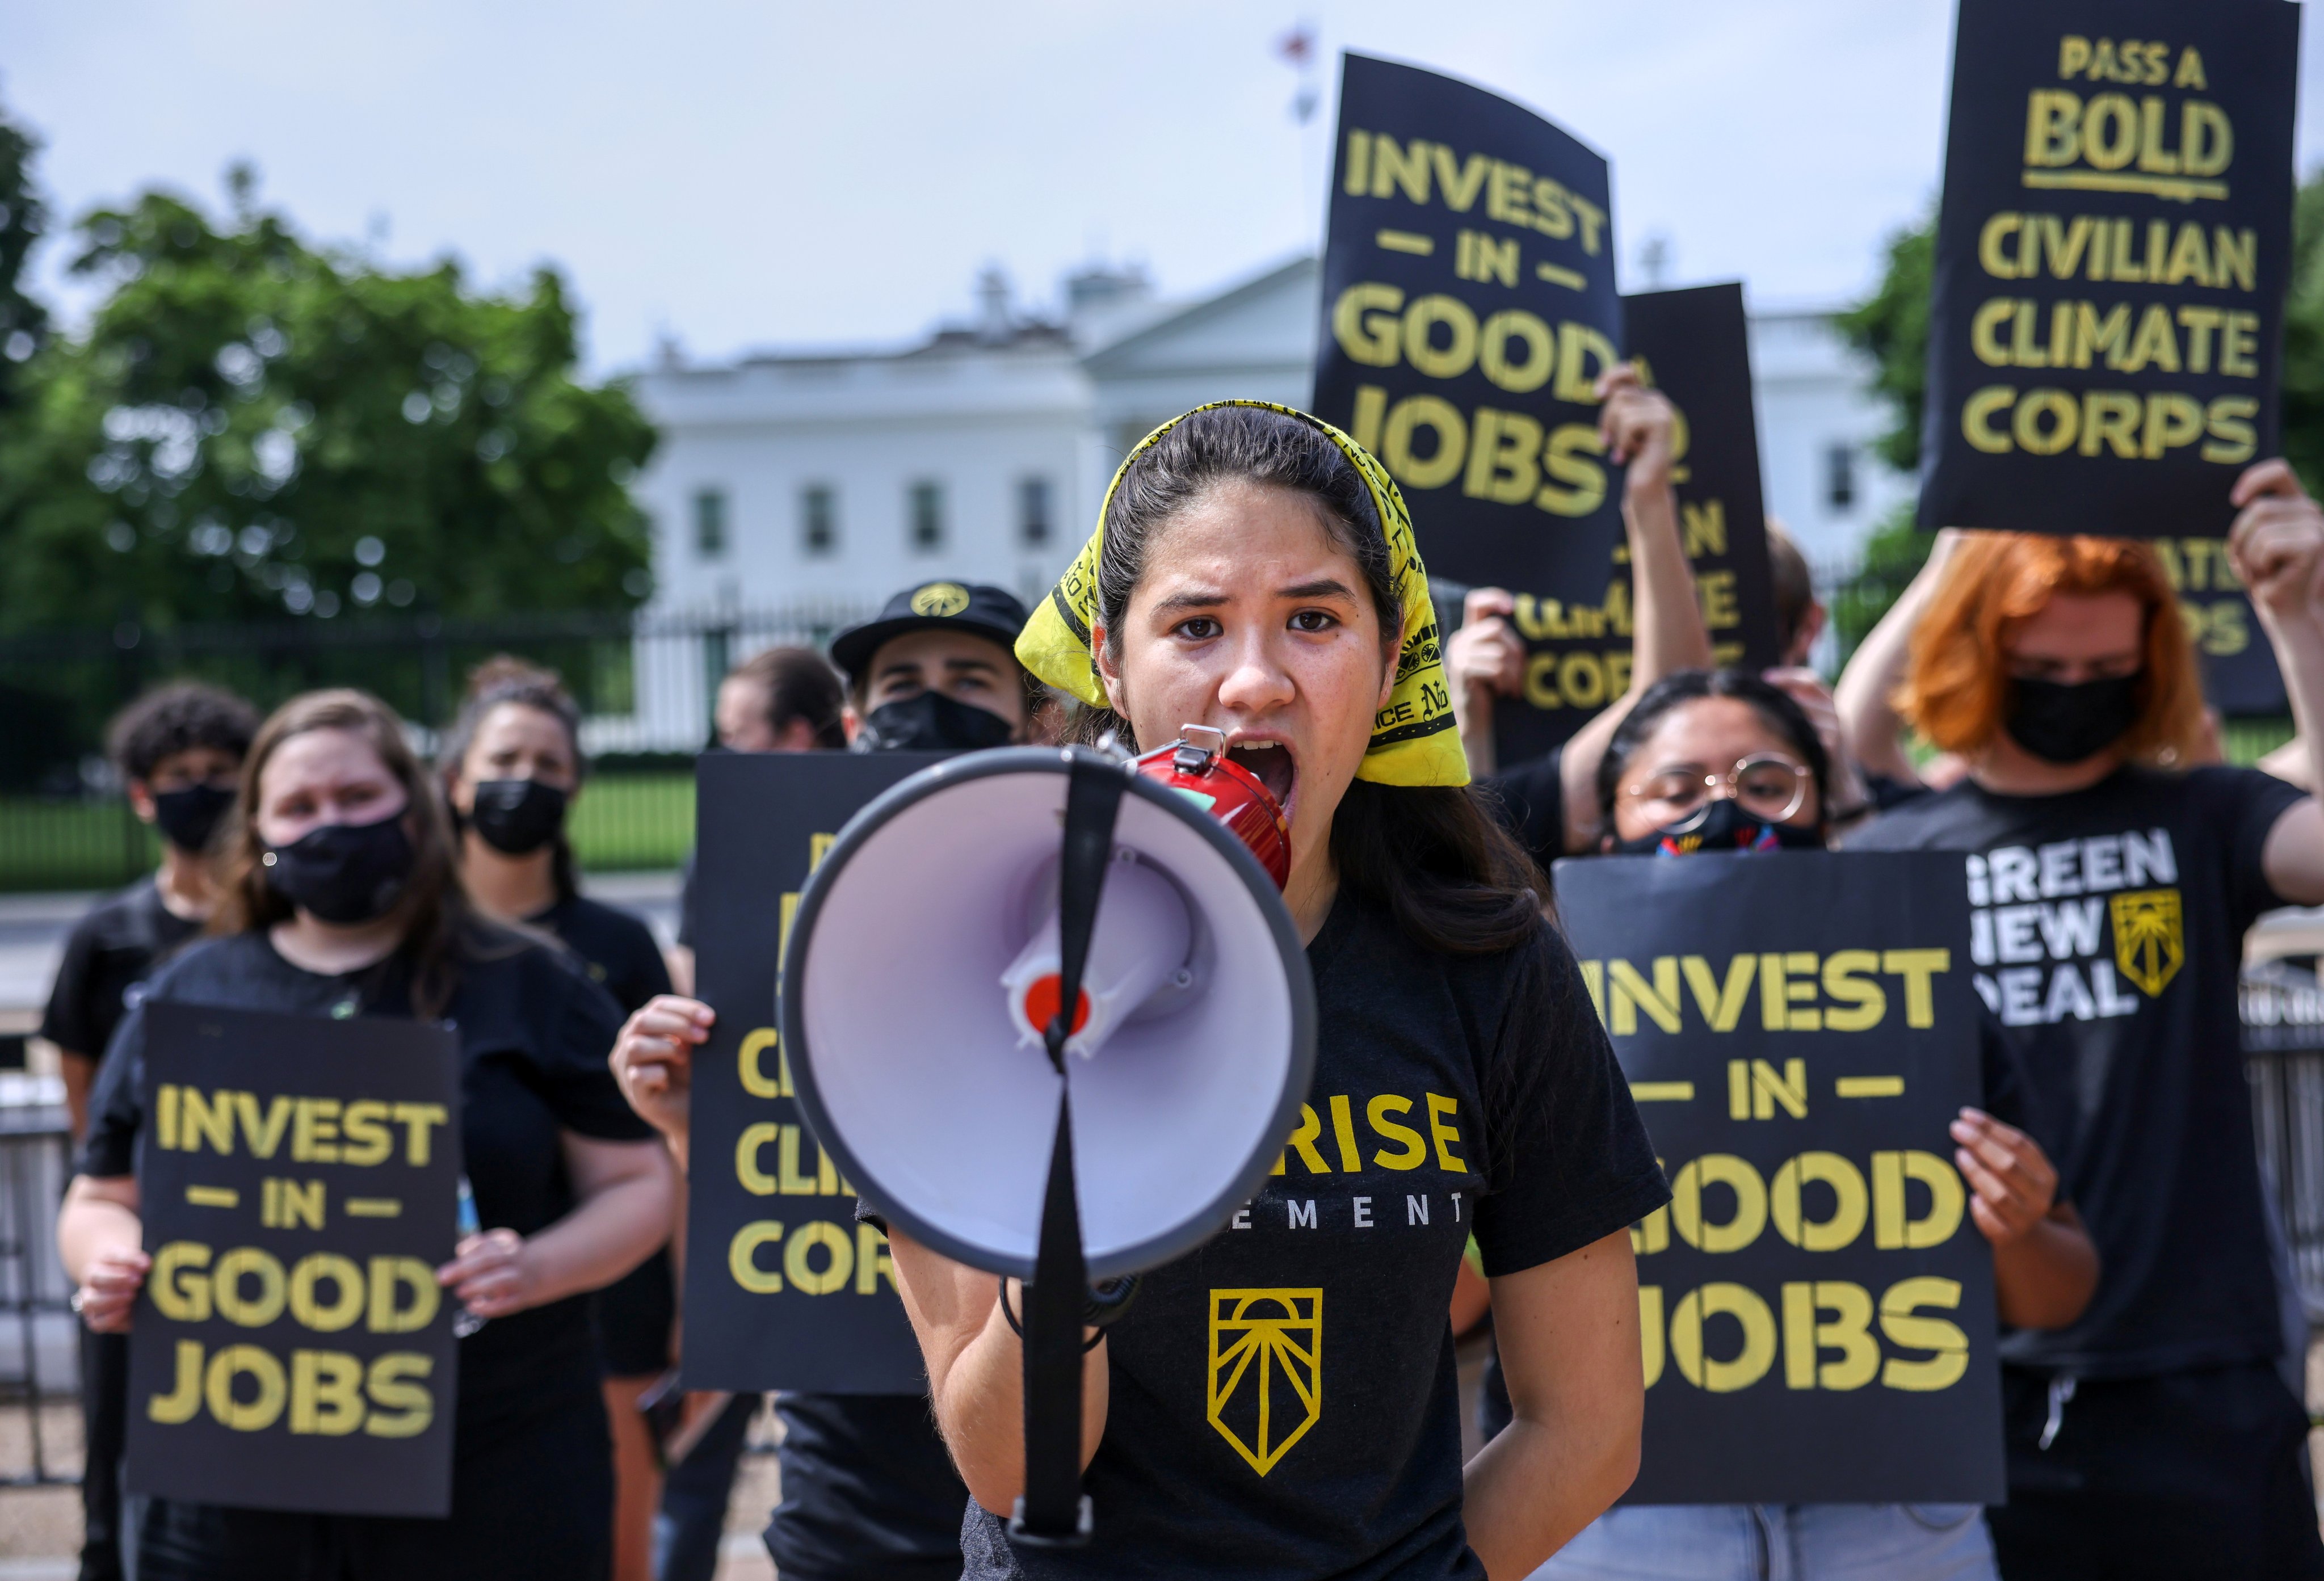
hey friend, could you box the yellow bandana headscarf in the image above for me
[1015,400,1468,787]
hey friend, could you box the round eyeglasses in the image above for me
[1621,752,1812,831]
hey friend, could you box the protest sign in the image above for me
[1312,52,1625,762]
[682,750,947,1391]
[1627,283,1783,672]
[126,1002,460,1518]
[1919,0,2300,539]
[2156,531,2284,715]
[1556,852,2003,1504]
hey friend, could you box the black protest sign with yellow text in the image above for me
[127,1003,461,1518]
[1554,852,2003,1504]
[1478,285,1784,751]
[682,750,946,1391]
[1313,53,1625,763]
[1624,284,1781,673]
[1920,0,2298,537]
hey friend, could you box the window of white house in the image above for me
[1824,444,1856,513]
[802,484,837,556]
[909,480,944,553]
[1019,476,1052,548]
[694,487,728,558]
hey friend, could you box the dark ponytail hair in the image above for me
[1073,405,1562,1183]
[1596,668,1832,829]
[438,656,586,901]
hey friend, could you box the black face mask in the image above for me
[1611,794,1827,856]
[852,690,1015,754]
[2005,674,2144,765]
[466,779,569,856]
[152,783,237,853]
[262,815,417,924]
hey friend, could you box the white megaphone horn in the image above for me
[779,731,1314,1546]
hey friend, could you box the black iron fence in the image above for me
[0,565,2304,895]
[2242,961,2324,1313]
[0,602,872,894]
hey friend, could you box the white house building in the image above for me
[614,258,1908,746]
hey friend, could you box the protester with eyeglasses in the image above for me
[1847,461,2324,1581]
[1477,667,2098,1581]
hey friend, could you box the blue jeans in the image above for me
[1533,1504,1997,1580]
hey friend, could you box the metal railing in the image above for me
[0,1080,80,1487]
[2243,962,2324,1314]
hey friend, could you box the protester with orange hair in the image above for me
[1849,460,2324,1580]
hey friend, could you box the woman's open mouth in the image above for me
[1229,741,1297,815]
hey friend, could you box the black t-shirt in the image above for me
[40,877,204,1059]
[961,889,1669,1580]
[767,1394,973,1581]
[1851,765,2304,1378]
[80,928,654,1438]
[529,893,671,1016]
[1481,747,1570,871]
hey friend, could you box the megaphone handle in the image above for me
[1011,751,1123,1549]
[1012,1096,1094,1548]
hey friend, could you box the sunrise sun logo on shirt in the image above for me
[2109,888,2186,996]
[1207,1289,1323,1476]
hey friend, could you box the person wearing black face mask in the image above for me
[437,657,678,1581]
[41,682,259,1581]
[1850,462,2324,1581]
[60,688,675,1581]
[604,581,1047,1581]
[1472,668,2097,1581]
[832,580,1044,752]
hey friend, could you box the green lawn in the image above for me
[0,772,696,894]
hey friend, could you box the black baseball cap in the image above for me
[829,581,1031,685]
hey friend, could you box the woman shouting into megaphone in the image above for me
[888,402,1672,1579]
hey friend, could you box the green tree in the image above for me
[1834,215,1934,475]
[0,98,52,407]
[0,167,655,633]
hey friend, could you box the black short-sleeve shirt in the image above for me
[530,893,671,1017]
[40,877,203,1061]
[79,928,653,1436]
[1850,764,2305,1378]
[1482,746,1570,871]
[961,889,1669,1580]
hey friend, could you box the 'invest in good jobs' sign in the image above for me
[128,1003,461,1518]
[1556,853,2003,1504]
[1312,53,1627,764]
[683,751,946,1392]
[1920,0,2298,541]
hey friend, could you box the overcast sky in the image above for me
[8,1,2324,376]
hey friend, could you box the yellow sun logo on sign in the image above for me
[910,582,970,617]
[1207,1288,1322,1476]
[2110,888,2184,997]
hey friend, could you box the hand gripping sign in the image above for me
[128,1003,461,1519]
[1555,851,2004,1505]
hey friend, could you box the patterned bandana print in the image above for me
[1014,400,1469,788]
